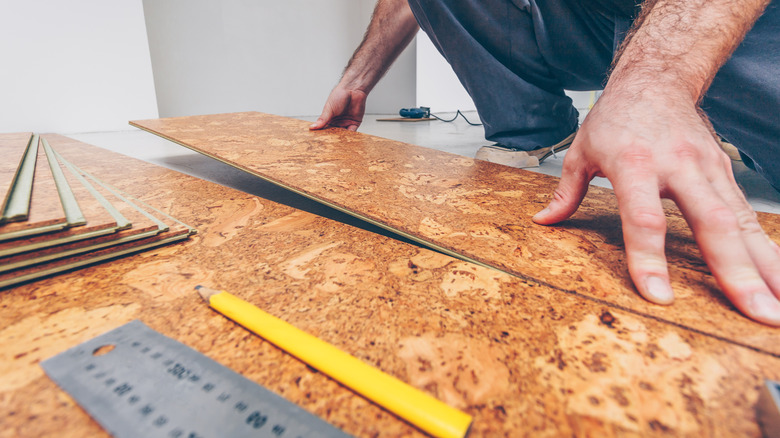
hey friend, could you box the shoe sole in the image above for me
[476,132,577,167]
[532,132,576,163]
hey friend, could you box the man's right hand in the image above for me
[309,86,368,132]
[309,0,418,132]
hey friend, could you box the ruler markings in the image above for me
[41,320,351,438]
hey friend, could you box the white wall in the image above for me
[0,0,158,133]
[0,1,586,132]
[360,4,417,114]
[142,0,416,118]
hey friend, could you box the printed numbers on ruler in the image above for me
[41,320,351,438]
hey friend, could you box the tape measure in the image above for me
[41,320,351,438]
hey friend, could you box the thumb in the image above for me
[309,103,336,131]
[309,117,327,130]
[533,162,590,225]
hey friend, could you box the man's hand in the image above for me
[309,87,367,132]
[534,89,780,326]
[534,0,780,325]
[310,0,418,132]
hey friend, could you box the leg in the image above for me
[702,1,780,191]
[407,0,622,149]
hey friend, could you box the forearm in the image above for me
[339,0,419,93]
[609,0,770,101]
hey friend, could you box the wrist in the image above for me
[604,64,703,106]
[607,46,708,103]
[336,73,373,95]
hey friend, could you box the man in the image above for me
[310,0,780,326]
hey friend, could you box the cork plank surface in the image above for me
[0,133,32,211]
[0,205,158,277]
[1,137,779,437]
[0,141,67,239]
[0,139,122,258]
[130,112,780,356]
[0,157,161,268]
[0,214,188,290]
[0,135,194,288]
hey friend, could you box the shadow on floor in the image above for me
[159,153,430,250]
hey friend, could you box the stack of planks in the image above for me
[0,133,195,289]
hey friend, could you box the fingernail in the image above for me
[533,207,551,221]
[644,276,674,304]
[750,294,780,324]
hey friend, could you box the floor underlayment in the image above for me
[130,112,780,357]
[2,136,779,437]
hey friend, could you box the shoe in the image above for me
[475,132,576,168]
[718,138,742,162]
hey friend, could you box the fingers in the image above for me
[309,102,335,131]
[534,145,676,305]
[610,163,675,305]
[309,117,328,131]
[670,159,780,325]
[532,149,591,225]
[310,109,364,132]
[716,171,780,301]
[309,87,364,131]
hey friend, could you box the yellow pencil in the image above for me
[196,285,472,438]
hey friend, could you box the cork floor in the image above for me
[0,138,68,239]
[68,112,780,215]
[126,112,780,358]
[2,137,779,437]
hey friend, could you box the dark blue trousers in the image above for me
[408,0,780,190]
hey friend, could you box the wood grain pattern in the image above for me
[130,112,780,357]
[0,133,32,212]
[1,137,779,437]
[0,141,67,240]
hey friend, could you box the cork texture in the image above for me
[0,135,193,288]
[1,136,779,437]
[0,166,159,270]
[0,133,32,210]
[0,141,67,238]
[130,112,780,356]
[0,140,121,258]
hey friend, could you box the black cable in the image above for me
[430,110,482,126]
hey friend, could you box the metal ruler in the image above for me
[757,379,780,437]
[41,320,351,438]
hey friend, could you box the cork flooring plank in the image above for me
[41,138,85,226]
[1,137,778,437]
[0,217,160,277]
[0,140,68,241]
[0,133,33,212]
[0,138,194,285]
[130,112,780,356]
[0,157,163,271]
[0,142,124,258]
[0,218,189,289]
[1,134,36,223]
